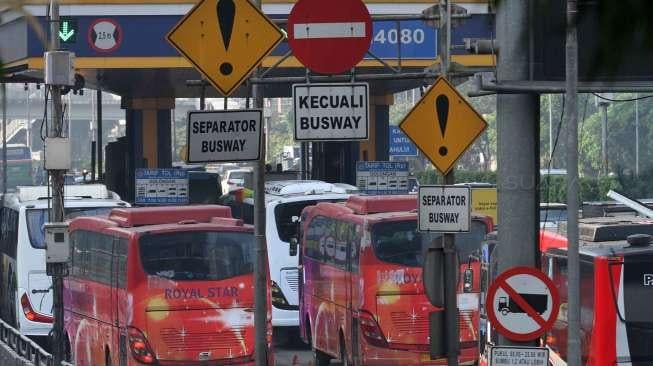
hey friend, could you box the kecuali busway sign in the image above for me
[419,185,471,233]
[293,83,369,141]
[186,110,262,163]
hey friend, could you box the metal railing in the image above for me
[0,318,73,366]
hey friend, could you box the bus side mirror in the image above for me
[289,237,299,257]
[463,267,474,293]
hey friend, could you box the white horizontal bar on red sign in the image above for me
[293,22,366,39]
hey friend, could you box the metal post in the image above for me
[2,83,6,195]
[26,84,31,149]
[300,142,308,179]
[48,0,66,364]
[200,83,206,110]
[96,88,103,181]
[600,102,608,175]
[437,1,458,365]
[251,1,268,364]
[565,1,580,364]
[548,94,553,164]
[91,139,96,182]
[90,91,96,181]
[265,116,270,163]
[635,94,639,177]
[495,0,541,347]
[443,172,459,366]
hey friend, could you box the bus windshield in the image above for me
[26,207,113,249]
[371,220,488,267]
[139,231,254,281]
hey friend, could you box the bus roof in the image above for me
[69,205,251,236]
[264,180,358,196]
[307,195,492,226]
[107,205,233,228]
[345,195,417,215]
[541,217,653,257]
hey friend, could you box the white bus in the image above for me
[0,185,128,339]
[223,180,357,339]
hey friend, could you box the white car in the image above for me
[224,180,358,335]
[221,168,253,194]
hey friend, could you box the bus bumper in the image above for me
[271,307,299,327]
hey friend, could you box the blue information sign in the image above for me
[389,126,418,156]
[369,20,437,59]
[135,169,189,205]
[356,161,410,195]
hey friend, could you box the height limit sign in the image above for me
[419,185,470,233]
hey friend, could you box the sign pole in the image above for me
[443,172,459,366]
[441,2,458,365]
[251,1,268,365]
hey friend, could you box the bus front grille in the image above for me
[159,327,247,352]
[390,312,429,335]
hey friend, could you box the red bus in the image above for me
[298,195,494,365]
[540,217,653,365]
[64,205,271,365]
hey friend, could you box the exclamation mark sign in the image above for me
[217,0,235,76]
[436,94,449,156]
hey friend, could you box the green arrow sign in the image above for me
[58,18,77,44]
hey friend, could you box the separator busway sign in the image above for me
[419,185,471,233]
[293,83,369,141]
[187,110,262,163]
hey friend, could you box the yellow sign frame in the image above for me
[167,0,284,96]
[399,77,488,174]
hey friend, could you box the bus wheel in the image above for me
[314,349,331,366]
[339,333,350,366]
[64,336,72,362]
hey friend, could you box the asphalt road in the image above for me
[272,333,344,365]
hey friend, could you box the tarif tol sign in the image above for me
[419,185,471,233]
[187,110,262,163]
[293,83,369,141]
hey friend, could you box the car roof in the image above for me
[2,185,127,209]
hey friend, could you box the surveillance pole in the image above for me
[47,0,67,364]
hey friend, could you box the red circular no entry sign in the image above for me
[486,266,560,342]
[287,0,372,75]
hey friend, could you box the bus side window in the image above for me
[88,233,114,285]
[116,238,128,288]
[1,209,19,259]
[0,208,6,257]
[305,216,327,263]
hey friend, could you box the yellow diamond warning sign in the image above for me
[399,77,487,174]
[167,0,284,96]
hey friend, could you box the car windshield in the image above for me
[229,171,248,181]
[540,208,567,222]
[26,207,114,249]
[140,231,254,281]
[371,220,488,267]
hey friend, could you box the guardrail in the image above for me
[0,319,73,366]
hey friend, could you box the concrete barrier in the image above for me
[0,319,73,366]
